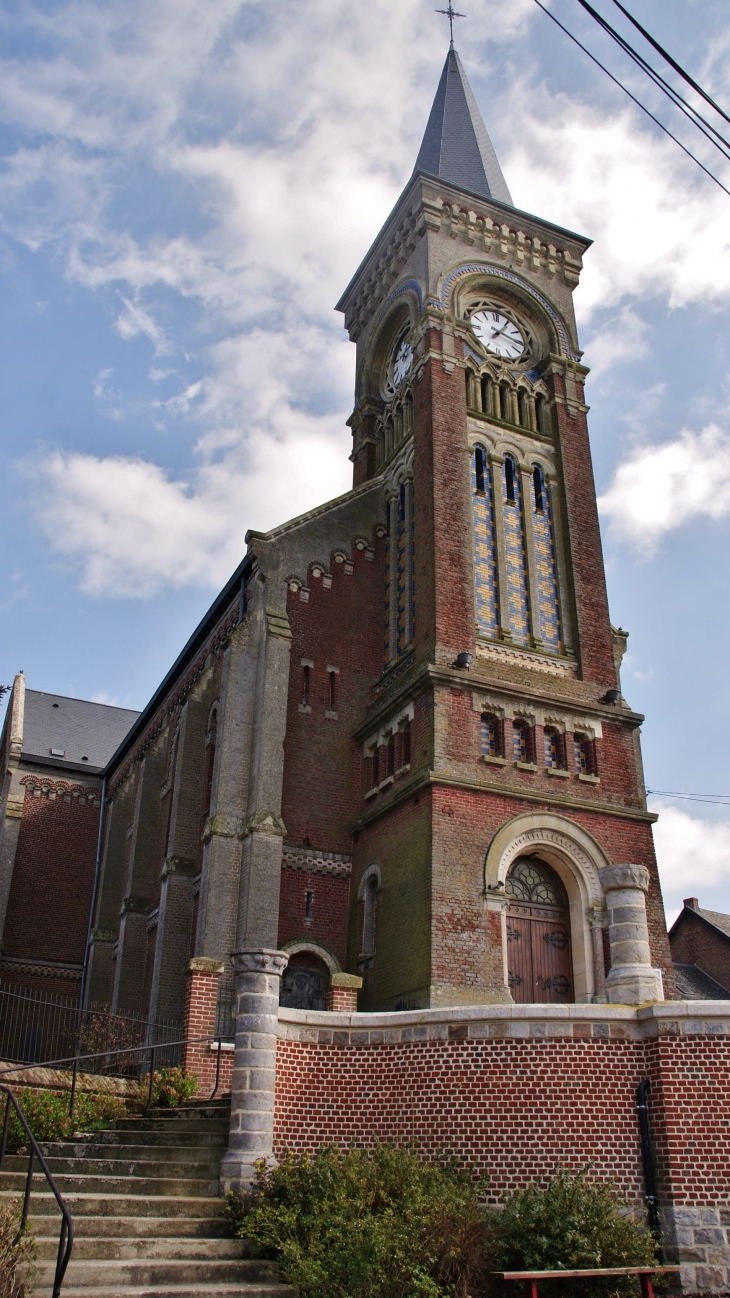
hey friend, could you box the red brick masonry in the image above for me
[273,1002,730,1295]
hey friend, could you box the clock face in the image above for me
[392,337,413,386]
[470,309,526,360]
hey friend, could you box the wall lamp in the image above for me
[601,688,621,705]
[454,652,473,670]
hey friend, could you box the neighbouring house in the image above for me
[669,897,730,1000]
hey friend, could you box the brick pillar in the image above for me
[599,864,663,1005]
[325,972,362,1011]
[182,957,224,1087]
[220,948,288,1194]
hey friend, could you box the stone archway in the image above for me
[484,813,611,1003]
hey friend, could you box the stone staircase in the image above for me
[0,1099,296,1298]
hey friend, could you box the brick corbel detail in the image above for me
[325,972,363,1013]
[182,957,225,1088]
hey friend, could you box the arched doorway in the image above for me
[280,951,329,1011]
[505,856,573,1004]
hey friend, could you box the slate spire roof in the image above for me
[414,47,512,206]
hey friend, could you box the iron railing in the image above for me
[0,1083,74,1298]
[0,985,181,1071]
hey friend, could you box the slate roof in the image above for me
[673,962,730,1000]
[22,690,140,775]
[414,47,512,205]
[694,906,730,939]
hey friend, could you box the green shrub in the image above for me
[225,1143,489,1298]
[6,1088,127,1153]
[150,1067,199,1108]
[489,1165,659,1298]
[0,1200,34,1298]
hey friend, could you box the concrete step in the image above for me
[39,1286,296,1298]
[106,1121,228,1135]
[38,1141,224,1161]
[34,1237,249,1261]
[3,1156,220,1179]
[34,1258,278,1287]
[0,1171,218,1196]
[53,1130,227,1149]
[29,1220,228,1240]
[0,1191,224,1218]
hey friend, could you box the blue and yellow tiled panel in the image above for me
[396,486,407,656]
[408,482,416,645]
[383,526,391,666]
[502,465,530,648]
[531,478,561,656]
[471,452,499,640]
[481,715,497,757]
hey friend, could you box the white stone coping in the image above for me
[275,1000,730,1044]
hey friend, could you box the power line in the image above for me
[573,0,730,165]
[647,789,730,807]
[609,0,730,131]
[530,0,730,197]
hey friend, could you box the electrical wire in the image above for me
[530,0,730,197]
[609,0,730,131]
[574,0,730,164]
[647,789,730,807]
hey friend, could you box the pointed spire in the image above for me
[414,47,512,205]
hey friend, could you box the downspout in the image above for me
[79,776,106,1012]
[636,1078,662,1248]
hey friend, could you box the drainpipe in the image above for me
[79,776,106,1012]
[636,1079,662,1247]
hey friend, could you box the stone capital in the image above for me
[599,863,650,894]
[121,895,151,915]
[202,812,243,842]
[330,973,363,990]
[188,957,225,977]
[237,810,286,840]
[161,855,199,880]
[231,948,289,978]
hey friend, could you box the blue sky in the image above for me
[1,0,730,923]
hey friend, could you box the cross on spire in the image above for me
[436,4,465,47]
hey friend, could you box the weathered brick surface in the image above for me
[278,866,350,968]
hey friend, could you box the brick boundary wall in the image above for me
[272,1002,730,1296]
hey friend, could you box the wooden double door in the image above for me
[505,856,573,1004]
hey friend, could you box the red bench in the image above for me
[494,1264,681,1298]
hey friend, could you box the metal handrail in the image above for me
[0,1083,74,1298]
[0,1034,229,1109]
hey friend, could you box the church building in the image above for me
[76,42,674,1034]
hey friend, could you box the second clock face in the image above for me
[470,309,526,360]
[392,338,413,386]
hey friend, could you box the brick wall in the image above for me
[1,778,101,997]
[271,1001,730,1294]
[278,862,350,967]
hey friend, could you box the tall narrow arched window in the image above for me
[533,463,545,512]
[481,375,490,414]
[404,392,413,433]
[362,876,378,956]
[500,382,512,423]
[504,455,517,504]
[475,445,486,494]
[399,718,411,768]
[543,725,558,768]
[512,719,534,763]
[201,707,218,825]
[394,404,403,444]
[535,394,548,434]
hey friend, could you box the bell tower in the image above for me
[338,46,674,1009]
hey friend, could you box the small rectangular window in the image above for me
[328,670,337,712]
[544,728,558,768]
[304,890,314,921]
[513,721,527,763]
[400,720,411,767]
[574,734,588,774]
[302,664,310,706]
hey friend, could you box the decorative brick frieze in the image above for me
[20,776,101,805]
[282,844,352,878]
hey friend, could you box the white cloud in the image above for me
[583,307,648,382]
[3,0,730,594]
[651,801,730,926]
[598,423,730,549]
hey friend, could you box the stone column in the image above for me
[589,906,607,1004]
[220,948,288,1194]
[325,972,363,1012]
[598,864,663,1005]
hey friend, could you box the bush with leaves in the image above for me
[489,1165,659,1298]
[225,1143,489,1298]
[150,1067,199,1108]
[6,1087,127,1153]
[0,1201,34,1298]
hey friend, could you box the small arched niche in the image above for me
[279,941,341,1012]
